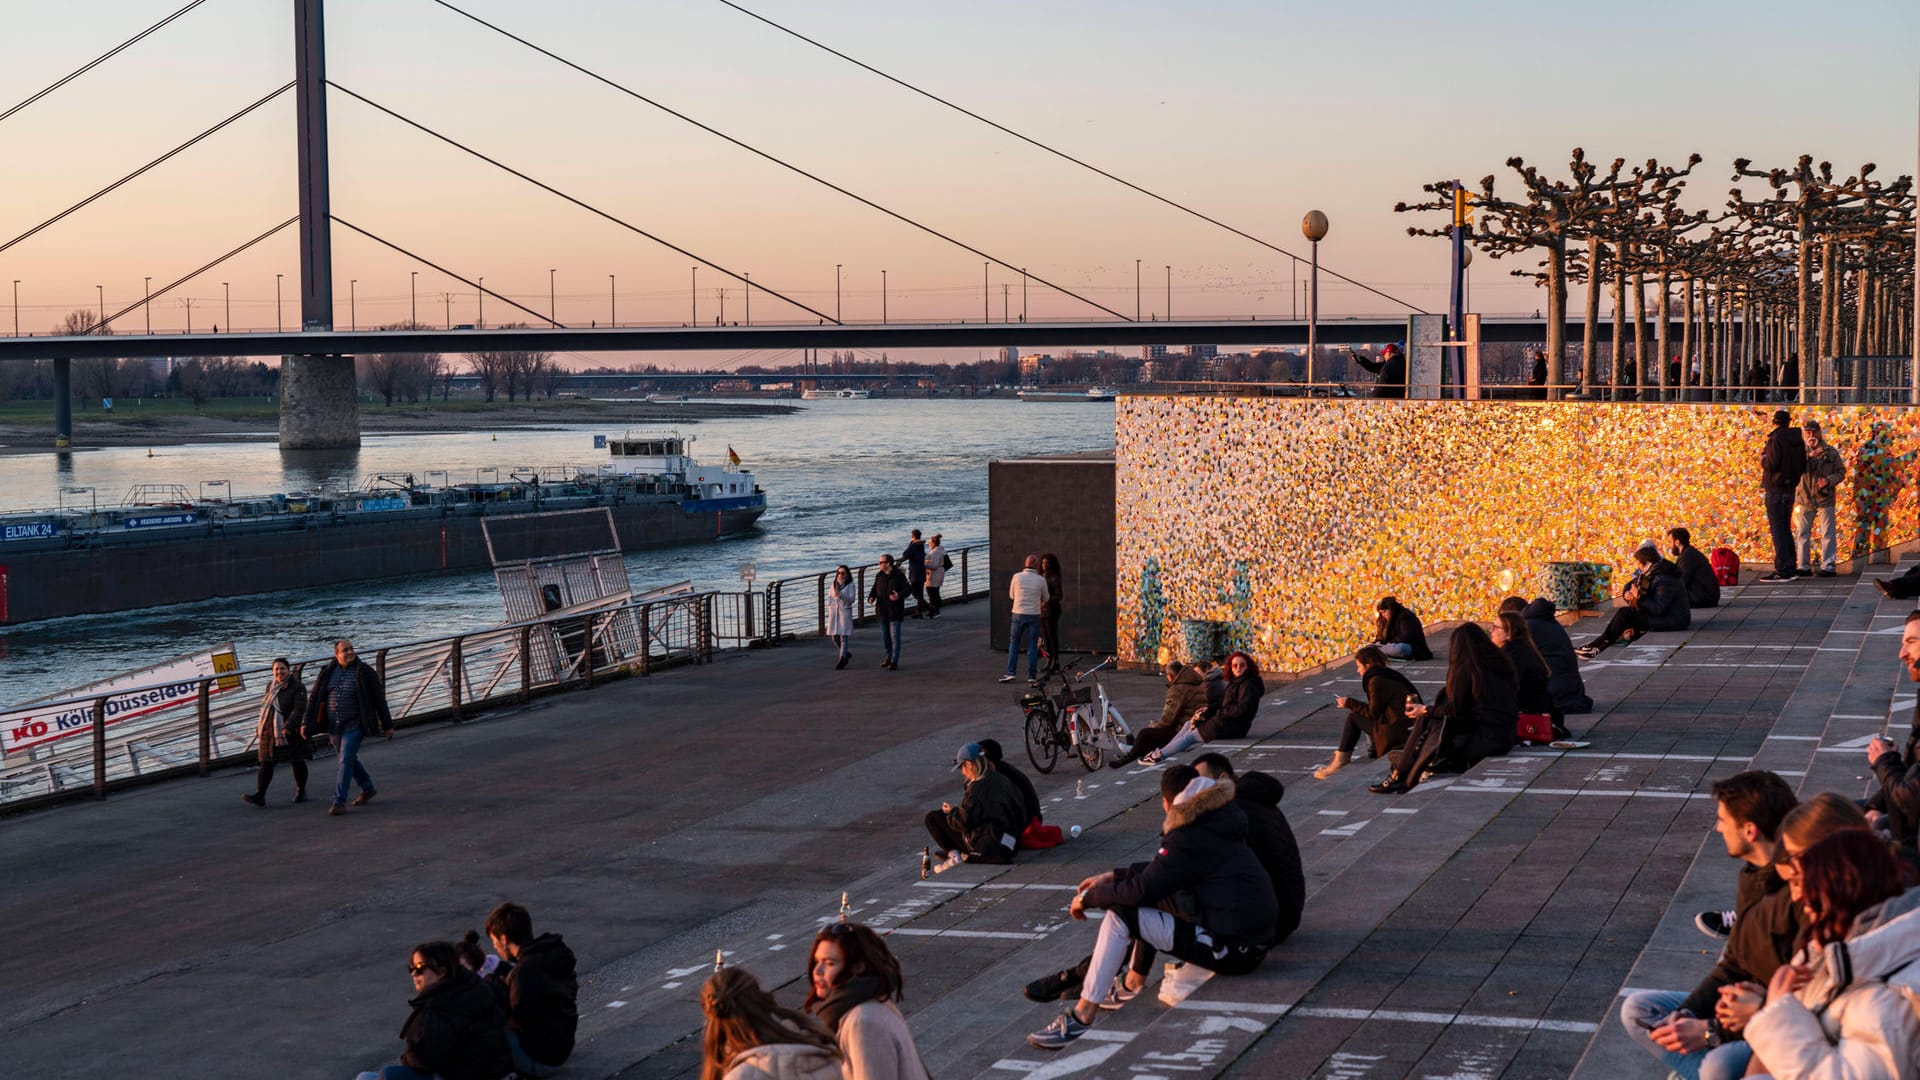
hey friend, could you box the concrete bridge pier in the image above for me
[277,353,359,449]
[52,358,71,449]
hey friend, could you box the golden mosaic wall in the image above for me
[1116,398,1920,674]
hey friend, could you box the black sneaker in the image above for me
[1023,968,1084,1003]
[1877,579,1896,599]
[1027,1010,1092,1050]
[241,792,265,807]
[1695,909,1736,940]
[1816,569,1837,578]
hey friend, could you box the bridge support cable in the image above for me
[0,0,211,127]
[326,82,844,326]
[330,216,566,328]
[0,81,295,260]
[420,0,1131,322]
[77,216,298,336]
[707,0,1429,317]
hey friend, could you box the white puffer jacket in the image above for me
[723,1042,844,1080]
[1745,889,1920,1080]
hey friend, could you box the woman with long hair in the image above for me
[827,565,857,670]
[1492,612,1566,741]
[701,967,842,1080]
[355,940,514,1080]
[1039,553,1065,673]
[1743,829,1920,1080]
[243,657,310,807]
[1317,645,1420,779]
[1372,596,1433,661]
[803,923,930,1080]
[1371,623,1517,794]
[1142,651,1264,765]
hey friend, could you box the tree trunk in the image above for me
[1547,236,1570,397]
[1797,211,1815,398]
[1610,258,1626,398]
[1656,267,1672,401]
[1584,237,1603,397]
[1632,270,1648,398]
[1682,275,1696,398]
[1818,241,1835,385]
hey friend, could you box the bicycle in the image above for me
[1020,657,1087,774]
[1062,656,1134,771]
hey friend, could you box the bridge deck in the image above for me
[0,576,1877,1079]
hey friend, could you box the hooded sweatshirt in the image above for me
[1521,598,1592,714]
[723,1043,844,1080]
[1233,771,1304,943]
[1082,777,1277,947]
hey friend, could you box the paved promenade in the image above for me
[0,574,1902,1079]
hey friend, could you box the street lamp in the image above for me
[443,291,452,329]
[881,269,887,325]
[410,271,418,326]
[11,280,18,337]
[835,263,842,323]
[349,279,357,331]
[691,266,697,325]
[276,273,284,333]
[608,274,615,327]
[181,297,195,334]
[1165,266,1171,321]
[144,276,151,335]
[743,272,750,326]
[222,281,230,333]
[549,268,557,326]
[982,262,989,323]
[1302,210,1329,389]
[475,277,482,329]
[1135,259,1141,321]
[96,284,104,329]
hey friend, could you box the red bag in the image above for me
[1516,713,1554,745]
[1710,546,1739,586]
[1020,820,1064,850]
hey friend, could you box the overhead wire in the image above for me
[421,0,1130,322]
[0,81,294,259]
[0,0,210,126]
[327,81,845,328]
[72,215,297,336]
[331,215,565,329]
[708,0,1428,316]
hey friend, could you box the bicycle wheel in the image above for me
[1025,707,1060,774]
[1075,712,1105,771]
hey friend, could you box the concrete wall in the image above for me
[988,455,1116,655]
[278,354,360,450]
[1117,397,1920,674]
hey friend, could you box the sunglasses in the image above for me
[409,962,435,976]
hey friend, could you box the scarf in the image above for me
[257,680,288,749]
[813,974,886,1032]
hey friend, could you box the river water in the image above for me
[0,398,1115,706]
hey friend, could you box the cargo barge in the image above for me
[0,435,765,626]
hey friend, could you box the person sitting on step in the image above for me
[1575,543,1690,659]
[1315,645,1420,780]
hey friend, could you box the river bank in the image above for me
[0,397,799,454]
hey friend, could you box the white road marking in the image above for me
[981,883,1079,891]
[606,1000,628,1008]
[884,927,1051,940]
[1443,783,1711,799]
[1381,807,1419,814]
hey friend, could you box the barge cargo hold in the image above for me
[0,435,765,626]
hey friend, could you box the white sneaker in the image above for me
[933,850,964,873]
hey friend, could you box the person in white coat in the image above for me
[924,535,950,618]
[827,565,856,670]
[701,968,842,1080]
[1744,829,1920,1080]
[804,923,931,1080]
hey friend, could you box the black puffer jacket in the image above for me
[1521,599,1591,714]
[946,768,1025,862]
[1198,672,1265,741]
[1345,665,1420,757]
[399,968,515,1080]
[1634,558,1691,632]
[1761,424,1806,493]
[1502,640,1554,717]
[1083,779,1277,947]
[1433,661,1520,765]
[1673,545,1721,609]
[868,567,908,621]
[503,934,579,1067]
[1234,772,1304,944]
[1156,666,1209,729]
[1374,604,1433,661]
[996,759,1042,826]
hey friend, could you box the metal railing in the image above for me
[0,544,988,812]
[762,542,982,641]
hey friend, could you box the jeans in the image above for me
[1794,502,1837,571]
[332,727,374,807]
[1765,489,1796,573]
[1007,613,1041,678]
[880,619,902,664]
[510,1031,552,1077]
[1618,989,1753,1080]
[1378,642,1414,660]
[356,1066,432,1080]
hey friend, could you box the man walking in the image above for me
[901,529,929,618]
[1793,420,1845,577]
[1004,554,1049,683]
[1758,411,1805,582]
[868,553,909,670]
[302,638,394,816]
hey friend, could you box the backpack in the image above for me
[1710,546,1740,586]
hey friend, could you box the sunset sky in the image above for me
[0,0,1915,366]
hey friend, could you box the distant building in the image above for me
[1140,344,1167,362]
[1187,344,1218,361]
[1000,345,1019,365]
[1019,353,1051,381]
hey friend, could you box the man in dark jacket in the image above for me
[484,902,579,1075]
[1114,660,1209,767]
[1666,527,1720,609]
[1502,597,1592,713]
[388,941,515,1080]
[1194,756,1304,945]
[1759,410,1806,581]
[1575,546,1691,658]
[868,553,909,669]
[1353,343,1407,398]
[927,742,1025,869]
[301,638,394,816]
[1867,612,1920,849]
[900,529,929,617]
[1026,765,1276,1049]
[1621,771,1799,1078]
[979,738,1042,830]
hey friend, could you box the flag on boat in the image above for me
[727,446,741,467]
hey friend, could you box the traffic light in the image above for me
[1452,186,1474,230]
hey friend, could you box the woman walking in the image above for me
[700,967,842,1080]
[804,923,931,1080]
[1039,553,1065,673]
[827,565,856,670]
[243,658,310,807]
[924,535,949,618]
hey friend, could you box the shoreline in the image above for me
[0,398,800,455]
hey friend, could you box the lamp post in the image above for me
[222,281,230,333]
[743,272,750,326]
[96,284,104,328]
[548,269,557,326]
[1135,259,1141,321]
[476,277,482,329]
[276,273,285,333]
[349,280,357,331]
[835,264,842,323]
[691,266,697,325]
[608,274,616,327]
[144,276,151,335]
[1165,265,1171,321]
[1022,269,1028,323]
[983,262,989,323]
[181,297,194,334]
[443,291,452,330]
[1302,210,1329,389]
[881,269,887,325]
[409,271,417,326]
[11,280,18,337]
